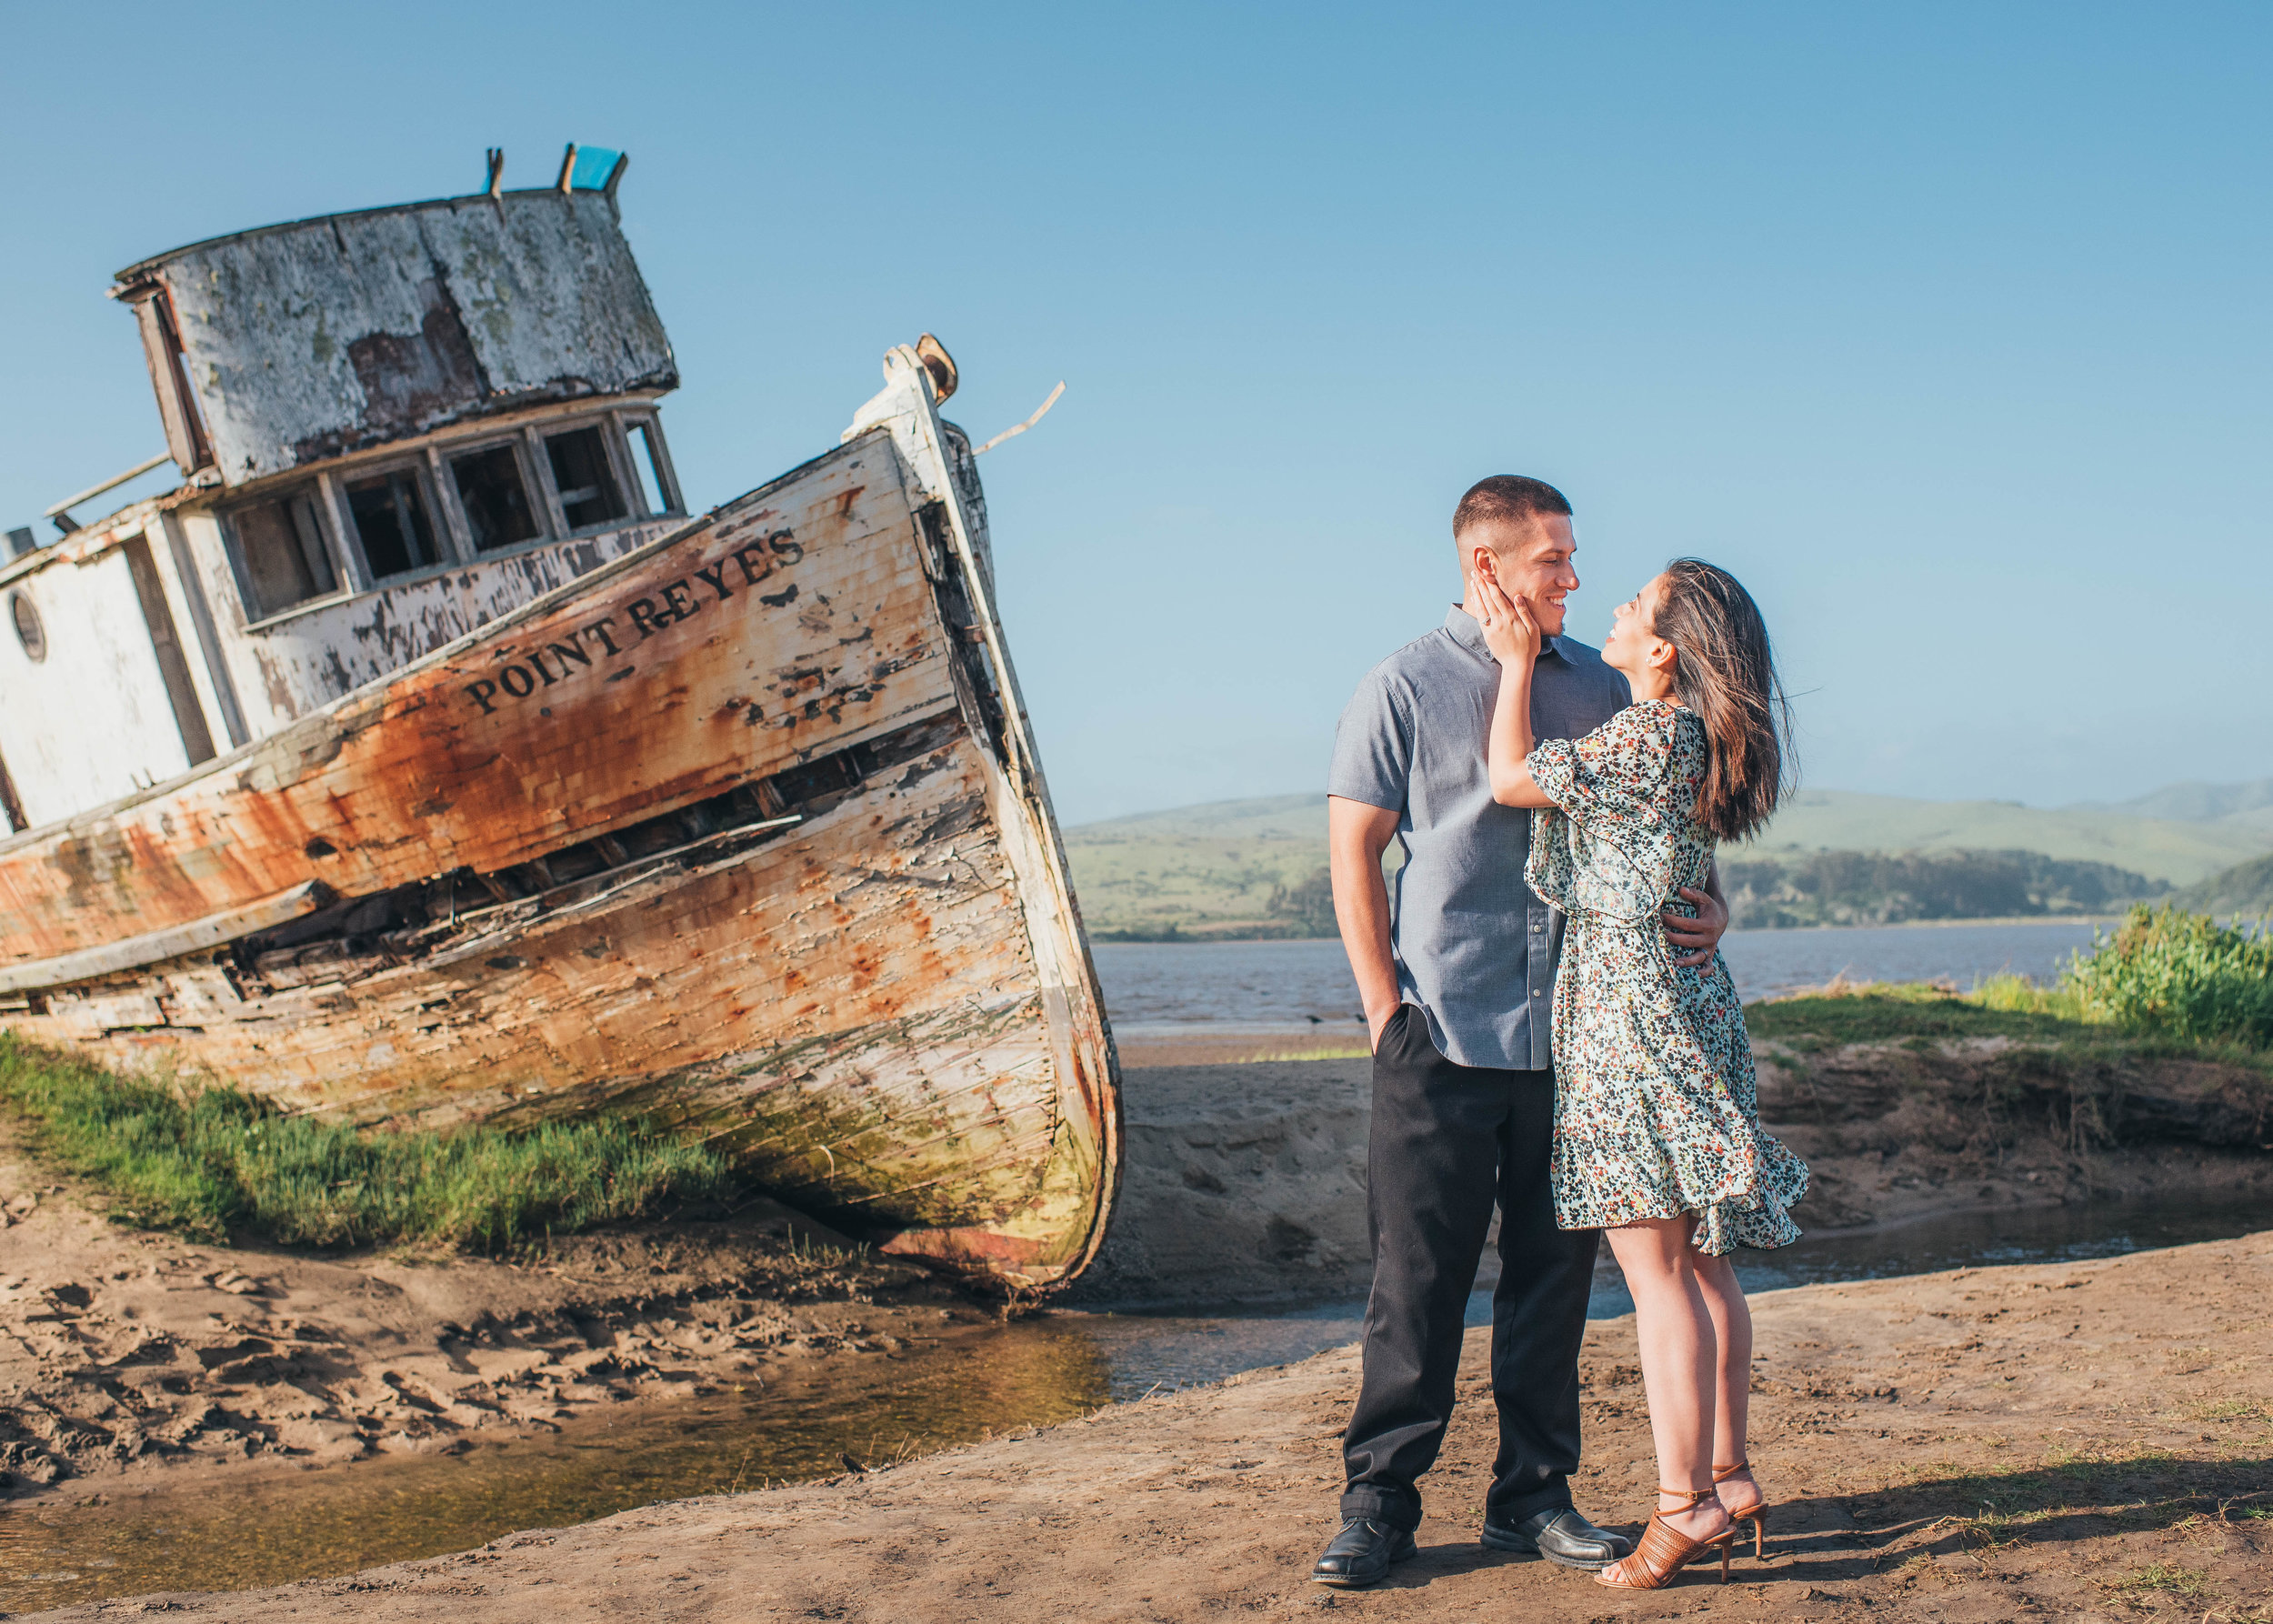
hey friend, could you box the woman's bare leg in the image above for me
[1603,1218,1732,1546]
[1694,1252,1757,1510]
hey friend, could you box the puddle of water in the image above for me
[2,1194,2263,1609]
[0,1318,1107,1611]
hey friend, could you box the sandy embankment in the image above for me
[40,1230,2271,1622]
[1076,1040,2273,1304]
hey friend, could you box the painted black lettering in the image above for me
[733,543,772,586]
[582,616,622,657]
[465,679,500,714]
[660,579,698,621]
[529,649,558,687]
[626,598,669,638]
[759,583,799,608]
[694,562,735,602]
[767,532,804,562]
[546,632,593,672]
[499,665,537,698]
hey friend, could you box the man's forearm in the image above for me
[1332,850,1400,1028]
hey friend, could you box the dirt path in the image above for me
[25,1230,2267,1622]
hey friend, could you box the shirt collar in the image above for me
[1445,603,1566,663]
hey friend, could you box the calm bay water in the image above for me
[1095,918,2106,1041]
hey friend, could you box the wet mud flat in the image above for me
[28,1229,2271,1622]
[0,1119,985,1499]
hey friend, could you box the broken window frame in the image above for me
[613,409,685,519]
[340,459,448,585]
[538,418,636,536]
[220,483,351,628]
[444,435,551,556]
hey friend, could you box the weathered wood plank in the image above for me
[0,880,325,994]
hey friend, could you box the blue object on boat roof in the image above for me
[570,146,624,190]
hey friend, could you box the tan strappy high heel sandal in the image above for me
[1594,1488,1735,1589]
[1714,1461,1768,1559]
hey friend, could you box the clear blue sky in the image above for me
[4,3,2267,825]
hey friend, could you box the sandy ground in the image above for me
[30,1228,2269,1622]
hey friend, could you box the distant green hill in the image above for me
[1741,789,2268,885]
[2073,777,2273,823]
[2171,853,2273,918]
[1063,796,1329,940]
[1063,785,2273,940]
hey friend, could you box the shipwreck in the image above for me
[0,147,1120,1288]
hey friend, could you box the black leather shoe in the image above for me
[1309,1519,1418,1588]
[1480,1505,1634,1571]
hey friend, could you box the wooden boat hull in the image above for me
[0,355,1120,1287]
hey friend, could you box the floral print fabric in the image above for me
[1525,699,1808,1254]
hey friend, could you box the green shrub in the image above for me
[0,1035,733,1250]
[2063,905,2273,1048]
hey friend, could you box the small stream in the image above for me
[0,1193,2264,1609]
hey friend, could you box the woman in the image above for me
[1473,557,1808,1590]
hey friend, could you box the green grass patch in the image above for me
[1749,905,2273,1065]
[1746,981,2094,1045]
[0,1035,734,1252]
[2111,1560,2212,1600]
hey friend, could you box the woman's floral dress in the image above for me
[1525,698,1808,1254]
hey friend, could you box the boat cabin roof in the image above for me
[110,168,675,496]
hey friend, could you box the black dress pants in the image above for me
[1337,1004,1599,1532]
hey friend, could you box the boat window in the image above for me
[230,487,340,618]
[626,419,678,515]
[10,591,45,662]
[545,426,627,530]
[345,468,442,578]
[450,444,542,552]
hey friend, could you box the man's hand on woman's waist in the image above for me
[1664,864,1731,968]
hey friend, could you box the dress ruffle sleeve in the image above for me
[1524,705,1680,927]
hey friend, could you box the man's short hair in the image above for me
[1452,476,1572,539]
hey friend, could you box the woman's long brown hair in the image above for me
[1654,558,1795,843]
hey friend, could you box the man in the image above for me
[1311,476,1730,1587]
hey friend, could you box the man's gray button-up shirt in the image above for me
[1328,605,1630,1071]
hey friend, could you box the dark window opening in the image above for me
[627,420,676,515]
[233,489,339,619]
[346,469,440,578]
[451,445,541,552]
[545,426,626,530]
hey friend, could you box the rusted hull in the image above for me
[0,372,1120,1286]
